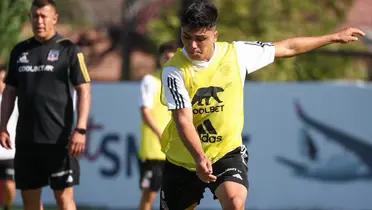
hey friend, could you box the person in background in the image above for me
[138,41,178,210]
[0,65,17,210]
[160,0,365,209]
[0,0,91,210]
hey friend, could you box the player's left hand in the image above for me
[334,27,365,43]
[69,131,86,156]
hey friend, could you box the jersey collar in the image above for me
[33,33,61,45]
[182,44,218,69]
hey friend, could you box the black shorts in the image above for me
[14,145,80,190]
[0,159,14,180]
[160,145,249,210]
[139,160,165,191]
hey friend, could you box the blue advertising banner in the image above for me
[14,82,371,209]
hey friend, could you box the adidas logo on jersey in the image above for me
[197,119,223,143]
[17,52,29,63]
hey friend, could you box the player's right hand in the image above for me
[0,130,12,149]
[333,27,365,43]
[196,156,217,183]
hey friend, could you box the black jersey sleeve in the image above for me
[5,47,19,87]
[69,45,91,85]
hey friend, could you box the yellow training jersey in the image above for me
[161,42,244,170]
[139,71,171,161]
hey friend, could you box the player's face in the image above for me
[0,71,6,93]
[181,26,217,61]
[31,5,58,42]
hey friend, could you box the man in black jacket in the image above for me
[0,1,91,209]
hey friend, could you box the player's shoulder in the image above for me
[11,37,34,54]
[233,41,274,57]
[216,41,232,47]
[233,41,274,48]
[142,74,156,82]
[162,66,185,84]
[56,37,78,48]
[56,37,83,58]
[162,66,182,76]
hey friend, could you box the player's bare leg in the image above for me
[21,188,44,210]
[215,181,247,210]
[3,180,16,209]
[185,203,197,210]
[53,187,76,210]
[139,189,157,210]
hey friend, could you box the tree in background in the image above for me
[57,0,90,26]
[147,0,368,81]
[0,0,90,64]
[0,0,30,64]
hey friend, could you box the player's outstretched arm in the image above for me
[274,27,365,58]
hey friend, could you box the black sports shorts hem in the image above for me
[160,145,249,210]
[14,145,80,190]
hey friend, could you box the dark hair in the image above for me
[159,41,178,55]
[181,0,218,29]
[32,0,57,11]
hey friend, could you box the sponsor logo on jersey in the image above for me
[47,49,60,61]
[17,52,29,63]
[192,86,224,114]
[192,86,224,106]
[197,119,223,143]
[18,65,54,72]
